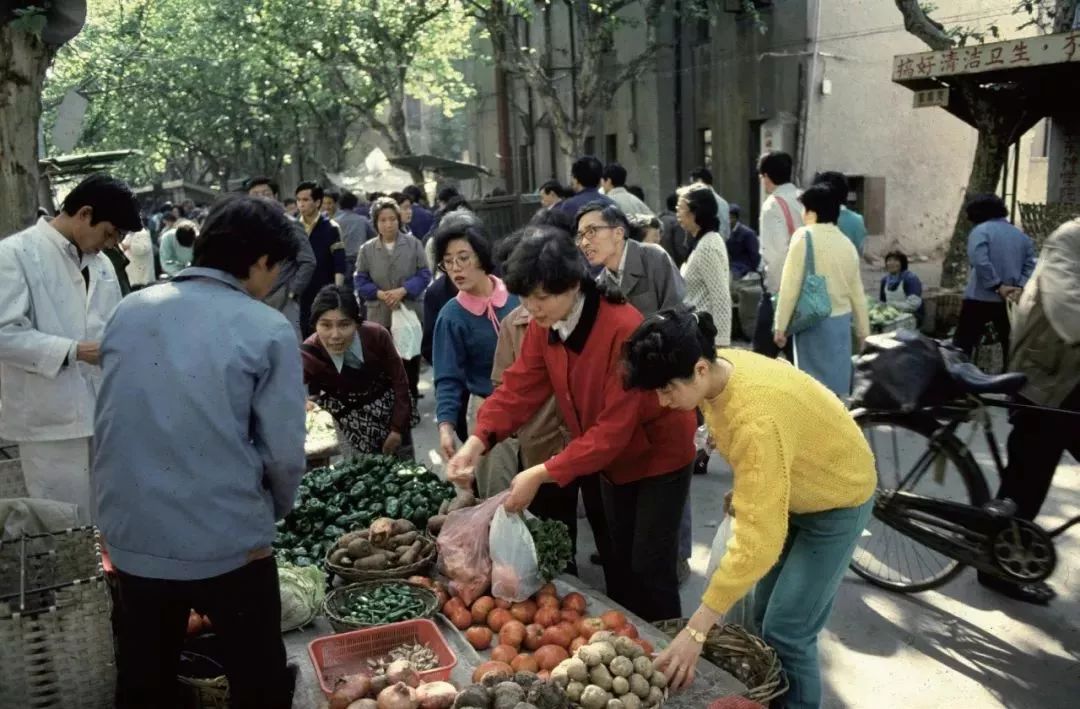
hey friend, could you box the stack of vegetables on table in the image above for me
[278,562,325,631]
[327,518,436,575]
[327,657,457,709]
[275,455,456,566]
[453,668,570,708]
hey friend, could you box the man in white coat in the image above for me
[752,151,803,356]
[0,173,142,524]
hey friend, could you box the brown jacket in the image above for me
[490,305,570,468]
[1009,219,1080,407]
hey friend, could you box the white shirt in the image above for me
[604,241,631,287]
[759,182,803,293]
[553,292,586,342]
[122,229,155,286]
[0,218,122,441]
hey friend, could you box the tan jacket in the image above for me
[490,305,570,468]
[1010,219,1080,407]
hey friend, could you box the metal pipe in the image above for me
[673,0,684,179]
[1010,139,1020,221]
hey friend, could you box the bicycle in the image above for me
[848,363,1080,593]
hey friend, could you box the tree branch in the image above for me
[894,0,956,51]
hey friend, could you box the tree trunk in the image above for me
[939,83,1018,288]
[0,24,53,237]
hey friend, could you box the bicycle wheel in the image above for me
[850,411,991,592]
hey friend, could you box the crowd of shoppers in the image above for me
[4,149,1066,709]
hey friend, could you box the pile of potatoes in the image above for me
[328,518,435,572]
[549,633,667,709]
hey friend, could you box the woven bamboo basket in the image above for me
[323,580,439,633]
[0,526,116,709]
[324,533,437,582]
[0,458,28,498]
[654,618,788,703]
[177,635,230,709]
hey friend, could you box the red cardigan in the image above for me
[474,289,696,486]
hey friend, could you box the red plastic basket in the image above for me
[307,618,457,696]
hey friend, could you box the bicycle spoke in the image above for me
[851,416,985,592]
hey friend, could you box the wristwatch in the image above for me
[685,626,707,644]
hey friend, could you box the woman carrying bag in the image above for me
[446,227,697,621]
[773,182,869,398]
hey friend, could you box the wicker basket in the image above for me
[324,534,437,582]
[0,458,28,498]
[654,618,787,703]
[0,526,116,708]
[323,580,439,633]
[177,634,230,709]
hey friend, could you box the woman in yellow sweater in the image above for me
[624,307,875,709]
[773,182,869,398]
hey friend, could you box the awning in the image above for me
[40,149,141,180]
[388,154,492,180]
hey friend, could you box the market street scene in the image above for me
[1,1,1078,708]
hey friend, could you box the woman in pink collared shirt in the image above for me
[431,215,520,494]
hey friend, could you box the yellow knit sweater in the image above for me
[701,349,876,614]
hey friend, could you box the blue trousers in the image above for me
[751,499,872,709]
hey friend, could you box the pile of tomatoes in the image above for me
[440,582,654,683]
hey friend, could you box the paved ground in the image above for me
[412,365,1079,709]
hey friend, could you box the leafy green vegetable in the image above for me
[274,454,455,565]
[279,562,325,631]
[527,517,573,581]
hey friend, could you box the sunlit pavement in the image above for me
[414,367,1079,708]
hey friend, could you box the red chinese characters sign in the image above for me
[892,31,1080,81]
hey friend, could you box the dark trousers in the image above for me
[528,474,610,579]
[600,464,692,622]
[403,356,421,399]
[113,557,292,709]
[952,298,1010,361]
[752,291,793,360]
[998,386,1080,521]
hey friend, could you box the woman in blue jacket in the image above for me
[878,250,924,325]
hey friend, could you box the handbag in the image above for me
[777,230,831,335]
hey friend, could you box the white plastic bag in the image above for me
[391,307,422,359]
[705,513,733,581]
[488,506,543,602]
[705,513,757,633]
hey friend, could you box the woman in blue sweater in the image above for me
[433,215,519,493]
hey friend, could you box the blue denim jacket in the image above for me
[93,268,306,580]
[963,219,1036,302]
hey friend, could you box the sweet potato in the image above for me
[354,553,390,570]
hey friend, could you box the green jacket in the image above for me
[1009,219,1080,407]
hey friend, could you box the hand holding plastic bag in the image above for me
[436,491,507,605]
[705,511,757,634]
[489,506,543,602]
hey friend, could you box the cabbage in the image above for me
[279,562,325,631]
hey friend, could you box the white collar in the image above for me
[553,291,586,341]
[39,217,93,270]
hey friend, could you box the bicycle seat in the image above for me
[947,361,1027,395]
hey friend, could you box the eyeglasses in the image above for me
[439,253,476,272]
[574,224,616,244]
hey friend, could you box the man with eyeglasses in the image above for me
[0,173,142,524]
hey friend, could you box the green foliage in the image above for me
[8,5,50,38]
[43,0,476,186]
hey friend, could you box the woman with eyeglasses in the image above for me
[432,216,520,494]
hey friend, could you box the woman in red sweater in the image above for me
[447,227,697,620]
